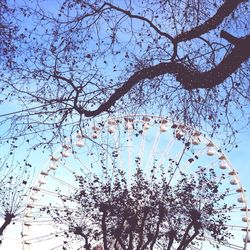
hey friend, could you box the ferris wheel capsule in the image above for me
[30,194,38,201]
[192,136,201,145]
[142,116,150,122]
[220,160,228,169]
[230,178,238,185]
[242,216,250,222]
[92,126,100,138]
[61,144,71,157]
[142,122,150,130]
[108,126,116,134]
[207,141,216,156]
[219,154,226,160]
[124,117,134,130]
[76,131,84,138]
[125,122,133,130]
[160,124,167,132]
[24,213,33,219]
[237,187,246,193]
[159,118,168,132]
[243,235,250,243]
[142,116,150,130]
[238,196,245,203]
[108,122,116,133]
[62,149,71,157]
[49,162,57,170]
[76,138,85,147]
[38,177,46,185]
[50,156,59,161]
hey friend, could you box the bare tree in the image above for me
[0,158,32,245]
[45,165,234,250]
[1,0,250,147]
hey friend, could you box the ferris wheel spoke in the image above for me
[203,235,244,250]
[144,127,162,175]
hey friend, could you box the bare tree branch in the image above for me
[105,3,174,42]
[79,33,250,117]
[100,204,108,250]
[174,0,247,42]
[0,213,15,236]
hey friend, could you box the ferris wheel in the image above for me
[21,114,249,250]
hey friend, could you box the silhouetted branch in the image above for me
[166,230,176,250]
[79,33,250,116]
[73,226,90,250]
[136,207,149,250]
[174,0,246,42]
[0,213,15,236]
[105,3,174,42]
[150,207,164,249]
[100,203,108,250]
[177,222,193,250]
[141,232,153,250]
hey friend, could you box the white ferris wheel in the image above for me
[21,114,250,250]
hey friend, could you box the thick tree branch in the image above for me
[174,0,247,42]
[113,217,127,250]
[141,233,153,250]
[221,30,241,45]
[0,213,15,236]
[181,231,199,250]
[100,204,108,250]
[166,230,176,250]
[150,209,163,249]
[128,230,133,250]
[114,236,127,250]
[73,227,90,250]
[177,222,193,250]
[79,33,250,117]
[136,207,149,250]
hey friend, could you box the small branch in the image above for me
[105,2,174,42]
